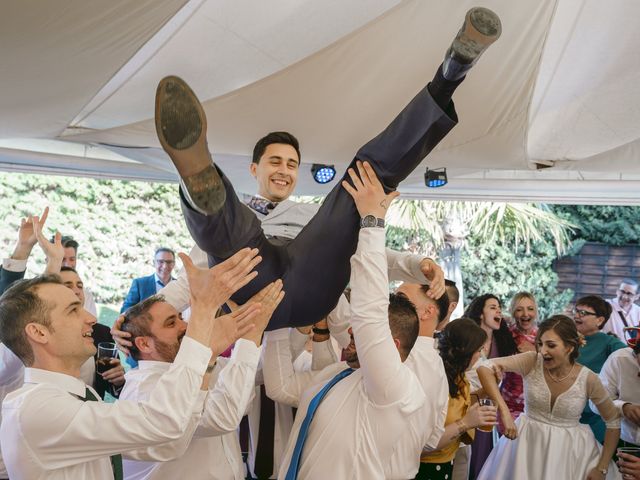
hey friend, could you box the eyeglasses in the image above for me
[155,260,175,266]
[573,308,597,317]
[618,289,637,297]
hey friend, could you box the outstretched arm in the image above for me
[342,161,423,408]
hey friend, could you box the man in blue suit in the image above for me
[120,248,176,313]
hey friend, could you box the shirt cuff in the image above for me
[614,399,628,412]
[231,338,261,365]
[263,328,290,343]
[174,336,213,377]
[357,227,385,253]
[2,257,27,272]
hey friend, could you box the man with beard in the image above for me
[119,280,284,480]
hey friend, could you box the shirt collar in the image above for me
[154,273,174,287]
[23,367,87,398]
[137,360,171,372]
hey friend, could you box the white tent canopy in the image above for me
[1,0,639,204]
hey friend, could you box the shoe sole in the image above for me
[452,7,502,63]
[155,76,226,214]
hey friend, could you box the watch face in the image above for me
[362,215,377,227]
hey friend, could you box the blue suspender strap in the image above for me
[284,367,355,480]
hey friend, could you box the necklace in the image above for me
[546,364,575,383]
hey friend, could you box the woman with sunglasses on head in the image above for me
[574,295,626,444]
[476,315,622,480]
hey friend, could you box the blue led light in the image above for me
[311,164,336,184]
[424,168,448,188]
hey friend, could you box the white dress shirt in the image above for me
[604,298,640,340]
[386,336,449,479]
[264,228,426,479]
[121,338,261,480]
[1,337,210,480]
[596,347,640,444]
[245,329,338,479]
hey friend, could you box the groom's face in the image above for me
[250,143,299,203]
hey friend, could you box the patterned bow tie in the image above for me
[247,196,277,215]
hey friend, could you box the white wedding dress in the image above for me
[477,353,621,480]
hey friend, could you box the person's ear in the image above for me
[134,336,153,354]
[249,162,258,178]
[25,323,49,345]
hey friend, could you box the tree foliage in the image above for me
[552,205,640,245]
[0,173,194,305]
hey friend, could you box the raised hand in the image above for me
[341,160,399,219]
[210,303,262,356]
[419,258,446,299]
[32,211,64,274]
[111,314,133,356]
[179,248,262,311]
[241,280,285,344]
[11,207,49,260]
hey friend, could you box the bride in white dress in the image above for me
[476,315,621,480]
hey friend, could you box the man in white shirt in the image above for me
[120,280,282,480]
[0,247,261,480]
[597,339,640,447]
[59,235,99,316]
[605,279,640,340]
[262,161,427,478]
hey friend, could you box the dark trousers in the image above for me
[181,83,458,329]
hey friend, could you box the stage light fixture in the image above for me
[311,164,336,184]
[424,167,448,188]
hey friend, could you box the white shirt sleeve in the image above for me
[0,343,23,386]
[263,329,337,407]
[195,339,260,436]
[326,294,352,349]
[11,337,211,467]
[2,257,27,273]
[311,339,339,370]
[351,229,424,410]
[593,353,625,412]
[385,248,429,284]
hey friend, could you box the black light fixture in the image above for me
[424,167,448,188]
[311,164,336,184]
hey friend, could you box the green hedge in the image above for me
[0,173,194,306]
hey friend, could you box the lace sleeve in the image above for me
[483,351,537,376]
[586,370,621,429]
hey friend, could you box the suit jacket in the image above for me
[0,267,25,295]
[120,274,157,313]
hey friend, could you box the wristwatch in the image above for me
[360,215,385,228]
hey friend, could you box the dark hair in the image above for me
[536,315,582,363]
[445,279,460,303]
[121,295,166,361]
[576,295,612,329]
[420,284,450,323]
[438,318,487,398]
[388,293,419,359]
[60,266,78,274]
[252,131,300,164]
[464,294,518,357]
[60,236,79,251]
[0,275,62,365]
[154,247,175,258]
